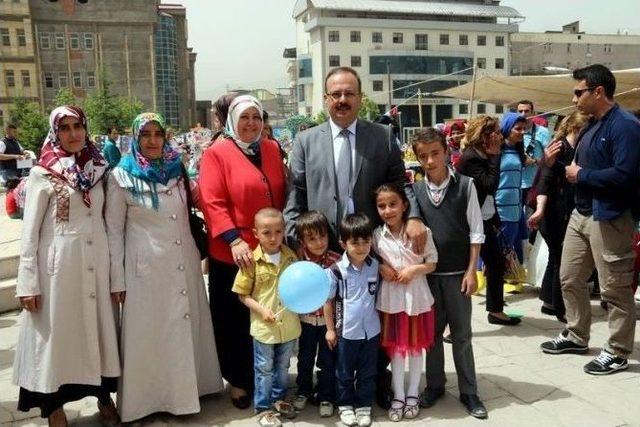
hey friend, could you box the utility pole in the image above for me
[386,60,392,111]
[417,89,424,128]
[468,66,477,120]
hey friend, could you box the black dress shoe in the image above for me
[460,394,488,419]
[540,305,557,316]
[231,394,252,409]
[419,387,445,408]
[487,313,522,326]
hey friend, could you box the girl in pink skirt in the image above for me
[373,183,438,422]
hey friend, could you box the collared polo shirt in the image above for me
[232,244,301,344]
[327,254,381,340]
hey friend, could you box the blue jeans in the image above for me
[336,334,379,408]
[296,322,336,402]
[253,339,296,412]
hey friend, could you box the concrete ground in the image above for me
[1,201,640,426]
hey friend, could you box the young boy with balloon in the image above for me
[324,213,380,427]
[373,182,438,422]
[291,211,341,417]
[231,207,301,426]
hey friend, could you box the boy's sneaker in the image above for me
[272,400,297,419]
[293,395,308,411]
[355,407,372,427]
[338,406,357,426]
[319,401,334,417]
[584,349,628,375]
[257,410,282,427]
[540,330,588,354]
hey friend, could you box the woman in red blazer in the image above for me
[199,95,287,409]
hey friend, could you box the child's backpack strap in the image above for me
[329,263,344,336]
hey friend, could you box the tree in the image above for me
[51,88,78,110]
[358,95,381,121]
[83,70,143,135]
[313,110,328,124]
[285,114,315,138]
[9,97,49,155]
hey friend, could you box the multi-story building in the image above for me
[510,21,640,76]
[290,0,523,128]
[0,0,39,128]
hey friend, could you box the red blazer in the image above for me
[199,137,287,264]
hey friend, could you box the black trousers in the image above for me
[208,257,254,391]
[482,219,506,313]
[539,218,567,316]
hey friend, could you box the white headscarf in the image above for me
[225,95,264,154]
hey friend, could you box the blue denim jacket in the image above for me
[575,104,640,221]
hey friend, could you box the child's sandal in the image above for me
[403,396,420,419]
[387,399,404,422]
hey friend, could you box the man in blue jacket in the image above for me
[541,64,640,375]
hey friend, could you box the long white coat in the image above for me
[105,167,223,423]
[13,166,121,393]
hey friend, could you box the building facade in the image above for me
[291,0,523,128]
[510,22,640,76]
[0,0,39,128]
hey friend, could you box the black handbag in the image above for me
[181,166,208,260]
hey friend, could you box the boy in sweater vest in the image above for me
[410,128,488,419]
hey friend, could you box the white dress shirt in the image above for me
[329,118,357,215]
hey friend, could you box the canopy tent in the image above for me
[434,68,640,114]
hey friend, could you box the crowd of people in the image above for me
[4,63,640,427]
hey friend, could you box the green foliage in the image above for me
[51,88,78,110]
[285,114,315,137]
[82,70,144,134]
[9,98,49,155]
[358,95,381,121]
[313,110,328,124]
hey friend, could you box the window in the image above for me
[328,31,339,42]
[459,34,468,45]
[16,29,26,47]
[495,105,504,113]
[43,72,53,88]
[393,32,403,44]
[329,55,340,67]
[297,84,305,102]
[55,32,65,50]
[73,71,82,88]
[567,43,571,53]
[350,31,361,42]
[477,103,486,114]
[439,34,449,45]
[87,71,96,88]
[477,57,486,69]
[477,35,486,46]
[83,33,94,50]
[5,70,15,87]
[70,33,80,50]
[58,72,68,88]
[370,55,474,75]
[604,44,612,53]
[373,80,383,91]
[415,34,428,50]
[40,32,50,49]
[351,56,361,67]
[0,28,9,46]
[372,32,382,43]
[495,58,504,69]
[21,70,30,87]
[543,43,552,53]
[495,36,505,47]
[298,58,312,78]
[459,104,468,114]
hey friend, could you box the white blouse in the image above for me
[373,225,438,315]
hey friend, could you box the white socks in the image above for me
[408,354,423,398]
[391,355,406,404]
[391,353,424,403]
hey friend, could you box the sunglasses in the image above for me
[573,87,597,98]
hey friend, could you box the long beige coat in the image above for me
[13,166,121,393]
[105,167,222,422]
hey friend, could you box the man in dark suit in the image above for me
[284,67,428,410]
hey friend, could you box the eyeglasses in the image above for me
[326,91,360,101]
[573,87,597,98]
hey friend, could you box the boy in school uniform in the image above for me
[325,213,380,427]
[410,128,488,419]
[232,207,301,427]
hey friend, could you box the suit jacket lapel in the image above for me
[320,122,337,192]
[351,120,367,193]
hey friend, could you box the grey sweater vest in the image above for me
[413,172,472,274]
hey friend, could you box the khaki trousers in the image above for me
[560,209,636,357]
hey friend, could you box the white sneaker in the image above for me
[319,401,334,417]
[355,407,372,427]
[293,395,307,411]
[338,406,357,426]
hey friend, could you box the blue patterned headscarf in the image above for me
[500,112,527,139]
[118,112,183,210]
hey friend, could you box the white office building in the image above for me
[290,0,523,128]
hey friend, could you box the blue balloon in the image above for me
[278,261,331,314]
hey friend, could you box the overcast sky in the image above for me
[162,0,640,101]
